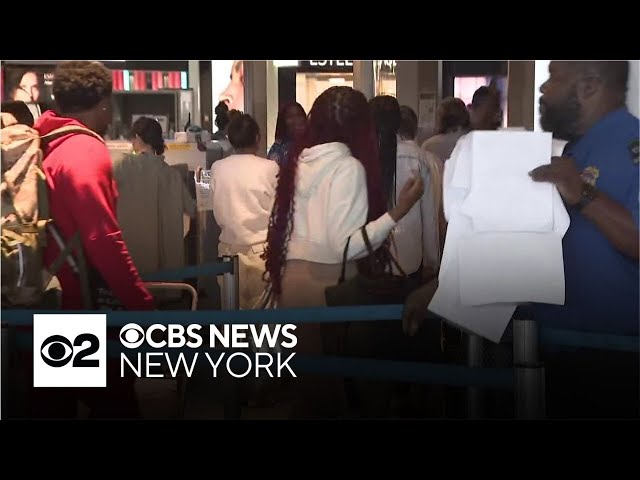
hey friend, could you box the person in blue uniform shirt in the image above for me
[528,60,639,418]
[403,61,638,418]
[530,61,638,335]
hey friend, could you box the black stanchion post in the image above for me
[1,322,20,419]
[467,333,484,419]
[1,323,10,418]
[513,319,545,419]
[221,255,240,312]
[221,255,242,419]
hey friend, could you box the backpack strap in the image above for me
[47,225,94,310]
[48,229,82,276]
[40,125,104,144]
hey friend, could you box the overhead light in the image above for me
[273,60,299,67]
[329,77,346,84]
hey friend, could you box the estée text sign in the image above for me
[309,60,354,67]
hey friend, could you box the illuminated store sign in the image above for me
[299,60,354,72]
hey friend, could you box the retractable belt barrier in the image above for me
[8,332,514,390]
[140,260,234,282]
[3,307,637,354]
[2,257,637,421]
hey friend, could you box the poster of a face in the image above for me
[13,70,40,102]
[5,69,36,102]
[211,60,244,131]
[2,66,55,104]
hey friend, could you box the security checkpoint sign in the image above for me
[166,143,193,151]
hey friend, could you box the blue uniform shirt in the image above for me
[532,107,639,335]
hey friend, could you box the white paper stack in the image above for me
[428,131,571,343]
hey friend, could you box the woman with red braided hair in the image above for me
[263,86,424,417]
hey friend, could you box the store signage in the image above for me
[166,143,194,151]
[309,60,353,67]
[106,141,134,150]
[378,60,396,74]
[299,60,354,72]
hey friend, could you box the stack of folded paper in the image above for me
[429,131,570,342]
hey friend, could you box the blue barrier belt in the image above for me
[140,261,233,281]
[3,306,637,353]
[539,327,639,353]
[0,305,407,326]
[12,333,514,389]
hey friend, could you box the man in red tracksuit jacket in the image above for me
[36,87,154,310]
[27,61,154,418]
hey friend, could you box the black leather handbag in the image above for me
[325,226,416,306]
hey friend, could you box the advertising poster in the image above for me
[2,64,56,122]
[418,90,436,133]
[211,60,244,133]
[194,169,213,211]
[2,65,54,104]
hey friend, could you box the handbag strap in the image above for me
[339,226,407,282]
[338,235,352,283]
[365,226,408,278]
[360,225,375,255]
[388,234,408,277]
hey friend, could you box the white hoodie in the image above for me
[286,142,397,264]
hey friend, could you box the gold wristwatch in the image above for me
[575,182,598,211]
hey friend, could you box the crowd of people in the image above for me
[2,60,637,419]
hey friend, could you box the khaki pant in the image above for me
[279,259,357,418]
[217,242,267,311]
[280,259,356,354]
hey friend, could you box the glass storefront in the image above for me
[295,61,354,114]
[374,60,396,97]
[454,75,509,127]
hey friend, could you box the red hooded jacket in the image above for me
[35,111,154,310]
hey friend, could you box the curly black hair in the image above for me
[214,101,230,131]
[52,61,112,114]
[227,113,259,149]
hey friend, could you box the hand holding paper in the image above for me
[529,155,585,206]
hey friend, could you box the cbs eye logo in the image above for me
[119,323,145,348]
[40,333,100,368]
[33,314,107,388]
